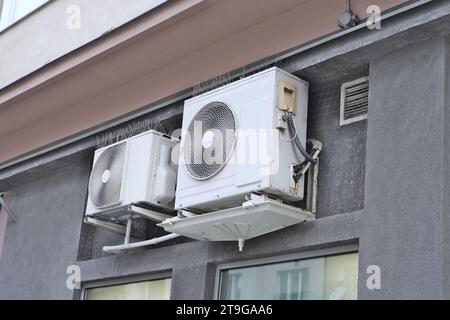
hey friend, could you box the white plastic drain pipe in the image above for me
[102,233,180,253]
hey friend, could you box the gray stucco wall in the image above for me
[2,3,450,299]
[0,152,91,299]
[0,65,366,299]
[306,67,368,217]
[358,38,448,299]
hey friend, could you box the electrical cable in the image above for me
[286,112,318,165]
[279,113,297,142]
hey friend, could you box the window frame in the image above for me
[81,271,172,300]
[214,243,358,300]
[0,0,50,33]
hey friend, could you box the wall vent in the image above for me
[340,76,369,126]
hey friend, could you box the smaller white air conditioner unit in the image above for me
[85,130,178,223]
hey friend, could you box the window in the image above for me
[0,0,48,31]
[85,278,172,300]
[219,252,358,300]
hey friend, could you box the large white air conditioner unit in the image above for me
[85,130,178,223]
[175,67,310,212]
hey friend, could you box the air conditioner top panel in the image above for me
[186,67,308,105]
[95,129,177,152]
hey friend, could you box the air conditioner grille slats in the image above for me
[88,141,127,208]
[340,77,369,126]
[183,101,237,180]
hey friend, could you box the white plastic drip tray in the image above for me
[159,200,314,242]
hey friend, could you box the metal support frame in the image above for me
[0,192,17,222]
[94,203,179,254]
[160,193,315,252]
[84,202,175,237]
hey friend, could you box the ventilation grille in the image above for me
[340,76,369,126]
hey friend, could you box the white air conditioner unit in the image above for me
[175,67,309,212]
[85,130,178,222]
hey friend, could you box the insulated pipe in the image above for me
[102,233,180,253]
[286,113,317,164]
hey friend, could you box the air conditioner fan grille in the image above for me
[183,102,236,180]
[89,142,126,207]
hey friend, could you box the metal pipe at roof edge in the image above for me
[0,0,433,172]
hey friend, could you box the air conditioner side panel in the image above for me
[268,70,309,201]
[121,133,154,205]
[147,135,178,206]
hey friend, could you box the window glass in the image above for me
[85,278,171,300]
[0,0,48,31]
[219,252,358,300]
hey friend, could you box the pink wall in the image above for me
[0,0,408,165]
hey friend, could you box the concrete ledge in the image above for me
[76,210,360,284]
[77,240,205,284]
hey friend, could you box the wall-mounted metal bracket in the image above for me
[84,201,180,254]
[84,201,177,236]
[0,192,17,223]
[159,139,322,252]
[159,194,315,252]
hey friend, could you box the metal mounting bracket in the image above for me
[84,202,177,236]
[0,192,17,223]
[159,194,315,252]
[87,202,180,254]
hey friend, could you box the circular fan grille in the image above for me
[184,101,236,180]
[89,142,127,207]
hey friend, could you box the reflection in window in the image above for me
[278,268,307,300]
[85,278,171,300]
[220,252,358,300]
[0,0,48,31]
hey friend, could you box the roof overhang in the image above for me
[0,0,412,167]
